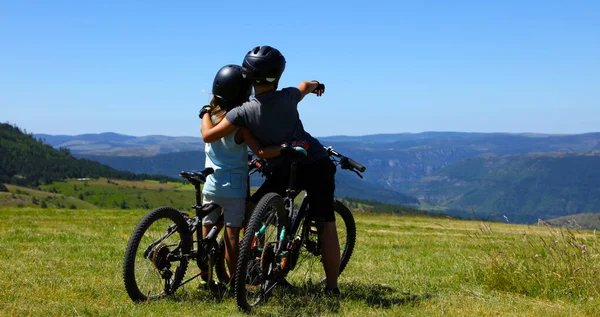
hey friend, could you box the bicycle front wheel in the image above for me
[123,206,192,302]
[235,193,285,313]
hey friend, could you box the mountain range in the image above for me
[36,132,204,156]
[33,131,600,223]
[409,151,600,223]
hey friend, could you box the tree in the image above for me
[40,200,48,208]
[0,183,8,192]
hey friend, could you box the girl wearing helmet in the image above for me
[199,64,280,288]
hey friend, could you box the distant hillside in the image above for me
[409,151,600,223]
[35,132,204,156]
[81,151,205,177]
[338,197,447,217]
[0,184,99,209]
[0,123,176,186]
[546,213,600,230]
[334,172,419,206]
[327,132,600,192]
[320,132,483,143]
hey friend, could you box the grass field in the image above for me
[38,178,196,210]
[0,184,99,210]
[1,207,599,316]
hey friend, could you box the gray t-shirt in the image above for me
[225,87,328,165]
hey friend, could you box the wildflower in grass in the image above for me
[582,244,587,255]
[534,254,540,258]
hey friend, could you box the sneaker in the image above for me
[224,277,235,295]
[199,271,209,286]
[223,283,235,298]
[324,286,341,297]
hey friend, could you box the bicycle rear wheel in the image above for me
[235,193,286,313]
[284,199,356,286]
[123,206,192,302]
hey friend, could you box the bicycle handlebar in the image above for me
[247,146,366,177]
[325,146,367,173]
[340,156,366,173]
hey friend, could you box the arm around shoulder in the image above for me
[201,115,237,143]
[239,127,281,159]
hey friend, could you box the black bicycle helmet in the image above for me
[212,64,252,110]
[242,46,286,84]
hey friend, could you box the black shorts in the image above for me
[251,158,336,222]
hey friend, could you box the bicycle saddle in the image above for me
[179,168,214,184]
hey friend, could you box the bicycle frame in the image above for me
[168,171,228,290]
[251,148,364,288]
[176,158,259,290]
[261,159,324,284]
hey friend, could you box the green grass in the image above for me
[1,184,99,209]
[38,178,196,210]
[1,208,598,316]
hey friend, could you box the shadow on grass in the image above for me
[168,283,231,304]
[165,282,432,316]
[256,281,432,316]
[341,282,432,309]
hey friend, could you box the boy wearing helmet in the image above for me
[202,46,340,296]
[199,64,280,288]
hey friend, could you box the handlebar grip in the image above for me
[346,157,366,172]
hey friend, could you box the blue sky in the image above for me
[1,1,599,137]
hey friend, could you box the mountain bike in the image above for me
[235,145,365,312]
[122,162,260,302]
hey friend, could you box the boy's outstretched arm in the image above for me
[297,81,325,101]
[201,108,237,143]
[237,127,281,159]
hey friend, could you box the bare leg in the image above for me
[319,221,340,288]
[224,226,241,281]
[198,224,214,280]
[202,225,212,239]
